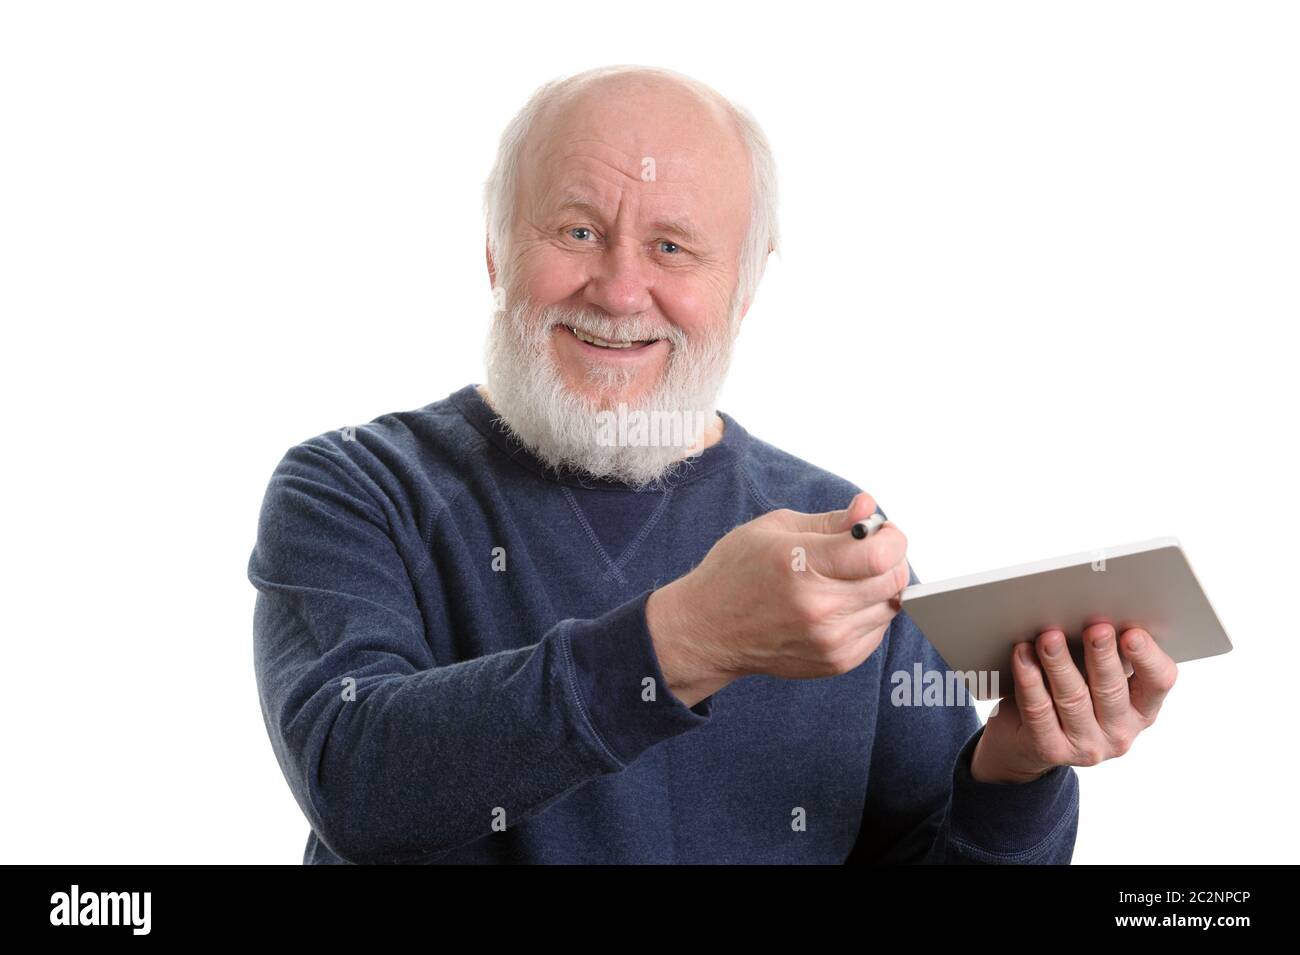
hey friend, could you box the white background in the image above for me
[2,1,1295,864]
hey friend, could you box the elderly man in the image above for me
[249,66,1176,864]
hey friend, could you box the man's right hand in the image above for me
[645,492,910,708]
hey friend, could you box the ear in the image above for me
[485,236,498,290]
[736,242,774,326]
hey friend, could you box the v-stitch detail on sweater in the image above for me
[560,486,676,586]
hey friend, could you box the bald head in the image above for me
[521,68,750,176]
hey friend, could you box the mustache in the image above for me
[536,304,685,346]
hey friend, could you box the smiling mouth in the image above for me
[565,325,662,351]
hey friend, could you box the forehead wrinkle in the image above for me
[561,137,708,167]
[533,139,641,184]
[534,135,704,187]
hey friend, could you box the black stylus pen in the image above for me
[851,513,887,539]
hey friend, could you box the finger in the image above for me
[1010,641,1068,758]
[824,603,899,653]
[763,491,877,535]
[820,557,911,608]
[1034,629,1099,743]
[1120,628,1177,722]
[799,523,907,581]
[1081,622,1131,731]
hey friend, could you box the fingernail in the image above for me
[1125,631,1146,652]
[1016,644,1032,665]
[1091,626,1115,648]
[1041,633,1063,657]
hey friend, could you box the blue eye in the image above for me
[569,227,595,241]
[659,241,681,254]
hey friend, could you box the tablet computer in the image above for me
[899,537,1233,700]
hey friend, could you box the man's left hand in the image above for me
[970,623,1178,784]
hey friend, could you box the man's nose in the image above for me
[581,240,653,316]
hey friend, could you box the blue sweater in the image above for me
[248,384,1080,864]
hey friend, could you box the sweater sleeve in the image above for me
[248,440,711,864]
[848,561,1080,865]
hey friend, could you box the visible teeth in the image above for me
[570,326,644,349]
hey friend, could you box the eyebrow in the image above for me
[554,194,700,244]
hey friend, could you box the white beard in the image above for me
[483,291,739,488]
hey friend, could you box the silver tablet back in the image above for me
[899,538,1232,700]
